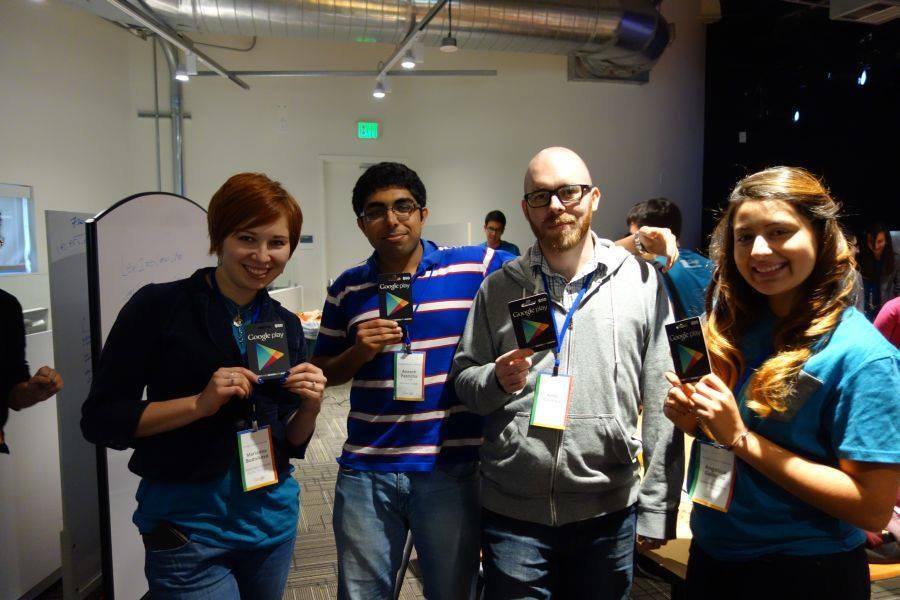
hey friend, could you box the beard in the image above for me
[529,213,592,252]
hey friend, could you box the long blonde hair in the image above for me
[705,167,857,417]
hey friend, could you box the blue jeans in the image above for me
[143,532,296,599]
[481,505,636,600]
[333,461,480,600]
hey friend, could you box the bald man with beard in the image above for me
[451,147,683,599]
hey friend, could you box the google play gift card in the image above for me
[665,316,711,383]
[508,293,556,352]
[246,322,291,382]
[377,273,413,322]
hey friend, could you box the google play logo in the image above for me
[522,320,550,344]
[256,343,285,371]
[386,292,410,316]
[677,344,704,372]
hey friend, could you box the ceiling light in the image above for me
[440,36,458,53]
[175,68,190,82]
[792,110,800,123]
[400,49,416,70]
[372,81,386,99]
[857,67,868,86]
[442,0,458,53]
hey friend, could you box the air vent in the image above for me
[830,0,900,24]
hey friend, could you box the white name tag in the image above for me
[237,426,279,492]
[530,373,572,430]
[688,440,735,512]
[394,352,426,401]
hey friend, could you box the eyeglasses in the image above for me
[359,199,421,223]
[523,184,593,208]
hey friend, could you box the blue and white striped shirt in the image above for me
[314,240,512,471]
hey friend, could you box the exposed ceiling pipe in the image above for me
[194,69,498,77]
[159,40,186,196]
[102,0,250,89]
[69,0,672,82]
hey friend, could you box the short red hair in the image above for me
[207,173,302,255]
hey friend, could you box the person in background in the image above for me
[0,289,63,454]
[875,296,900,348]
[482,210,521,256]
[452,147,682,600]
[627,197,713,319]
[858,221,900,320]
[664,167,900,599]
[81,173,325,599]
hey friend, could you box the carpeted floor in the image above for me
[35,382,900,599]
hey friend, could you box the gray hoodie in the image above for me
[450,237,683,539]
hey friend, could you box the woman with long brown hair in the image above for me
[664,167,900,599]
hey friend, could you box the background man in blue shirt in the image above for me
[481,209,521,256]
[627,197,714,319]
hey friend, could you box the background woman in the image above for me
[82,173,326,599]
[664,167,900,599]
[858,221,900,320]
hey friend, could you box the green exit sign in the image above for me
[357,121,380,140]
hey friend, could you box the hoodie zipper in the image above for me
[548,310,576,526]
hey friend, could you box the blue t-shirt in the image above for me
[654,248,713,319]
[480,240,520,257]
[314,240,512,471]
[134,465,299,549]
[691,307,900,560]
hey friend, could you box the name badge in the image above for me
[687,439,735,512]
[531,373,572,430]
[394,352,425,401]
[237,426,279,492]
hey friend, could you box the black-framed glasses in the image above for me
[358,199,421,223]
[523,184,592,208]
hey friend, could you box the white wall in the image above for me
[0,0,135,310]
[125,0,705,310]
[2,0,705,313]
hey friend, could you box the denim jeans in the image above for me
[143,532,296,599]
[333,461,481,600]
[481,505,636,600]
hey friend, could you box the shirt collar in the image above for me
[527,230,605,283]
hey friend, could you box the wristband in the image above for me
[633,231,646,255]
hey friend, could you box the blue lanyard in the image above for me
[395,266,433,355]
[540,270,594,376]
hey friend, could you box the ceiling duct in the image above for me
[67,0,672,83]
[829,0,900,24]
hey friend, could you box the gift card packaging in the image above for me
[377,272,413,322]
[508,294,557,352]
[247,322,291,381]
[665,316,712,383]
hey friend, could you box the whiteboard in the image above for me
[86,193,213,600]
[46,210,101,600]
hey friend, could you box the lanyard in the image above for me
[540,270,594,376]
[395,265,433,355]
[210,272,264,430]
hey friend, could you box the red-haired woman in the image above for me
[664,167,900,599]
[82,173,325,599]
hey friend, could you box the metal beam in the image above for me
[195,69,497,78]
[376,0,450,81]
[103,0,249,90]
